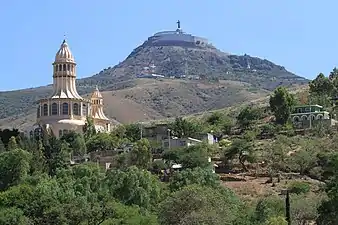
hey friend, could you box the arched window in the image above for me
[293,116,299,123]
[73,103,79,115]
[59,64,62,71]
[43,104,48,116]
[301,115,307,121]
[317,114,323,120]
[37,106,40,118]
[55,65,58,72]
[309,115,316,121]
[59,130,63,137]
[62,102,69,115]
[51,103,58,115]
[63,64,66,71]
[82,104,87,116]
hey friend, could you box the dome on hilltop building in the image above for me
[54,39,74,63]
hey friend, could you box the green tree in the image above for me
[0,129,20,146]
[7,136,18,151]
[269,86,295,125]
[309,72,333,96]
[169,117,200,138]
[86,133,117,152]
[43,137,70,176]
[177,144,211,170]
[30,139,46,174]
[291,192,322,225]
[158,185,241,225]
[130,138,152,169]
[224,138,255,171]
[237,106,262,129]
[169,167,220,191]
[105,166,165,210]
[0,207,31,225]
[317,154,338,225]
[0,149,32,191]
[124,123,141,142]
[111,124,127,139]
[205,112,233,137]
[254,196,284,224]
[83,116,96,140]
[61,131,87,156]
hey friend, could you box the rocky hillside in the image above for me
[0,35,308,130]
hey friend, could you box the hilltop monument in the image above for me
[147,20,209,47]
[35,39,111,137]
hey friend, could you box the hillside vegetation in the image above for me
[0,69,338,224]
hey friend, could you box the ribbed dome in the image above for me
[91,86,103,99]
[55,39,74,63]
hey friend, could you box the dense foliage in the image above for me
[2,71,338,224]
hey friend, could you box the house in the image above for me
[290,105,333,128]
[162,137,202,149]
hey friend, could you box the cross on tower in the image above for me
[177,20,181,29]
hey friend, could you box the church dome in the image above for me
[55,39,74,63]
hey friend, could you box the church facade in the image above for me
[35,39,111,138]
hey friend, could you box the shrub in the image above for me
[288,181,310,194]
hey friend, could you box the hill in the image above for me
[0,31,309,131]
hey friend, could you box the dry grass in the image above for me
[0,79,269,131]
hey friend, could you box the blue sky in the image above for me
[0,1,337,91]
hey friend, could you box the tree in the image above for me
[124,123,141,142]
[291,192,322,224]
[105,166,165,210]
[0,128,20,146]
[43,137,70,176]
[269,87,295,125]
[205,112,233,137]
[0,207,31,225]
[82,117,96,140]
[129,138,152,169]
[254,196,284,224]
[317,154,338,225]
[168,117,200,138]
[30,139,46,174]
[0,149,32,191]
[224,138,255,171]
[169,167,220,191]
[158,185,241,225]
[86,133,117,152]
[61,131,87,156]
[237,106,262,129]
[7,136,18,151]
[309,73,333,95]
[264,135,291,182]
[177,144,211,170]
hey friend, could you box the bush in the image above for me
[288,181,310,194]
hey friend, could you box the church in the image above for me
[35,39,111,138]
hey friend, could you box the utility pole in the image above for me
[281,189,291,225]
[285,190,291,225]
[167,128,172,177]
